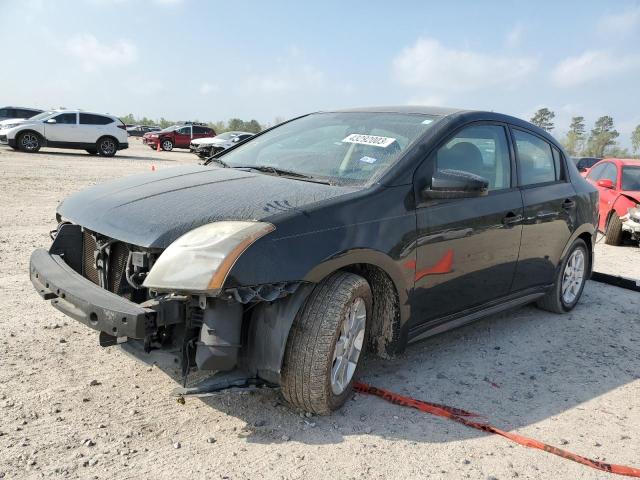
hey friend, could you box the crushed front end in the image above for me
[29,221,299,388]
[621,207,640,245]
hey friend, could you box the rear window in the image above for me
[80,113,114,125]
[193,126,209,134]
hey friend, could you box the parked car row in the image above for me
[0,105,43,122]
[190,131,254,158]
[127,125,161,137]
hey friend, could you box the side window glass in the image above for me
[54,113,77,124]
[586,163,605,180]
[435,124,511,191]
[514,130,556,186]
[193,126,207,134]
[603,163,617,184]
[551,147,564,180]
[0,109,8,117]
[178,127,190,135]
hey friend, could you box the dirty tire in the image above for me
[97,137,117,157]
[281,271,372,415]
[537,238,588,313]
[604,213,623,246]
[17,131,41,153]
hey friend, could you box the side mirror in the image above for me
[422,169,489,200]
[596,179,614,189]
[45,118,57,124]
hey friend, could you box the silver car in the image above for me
[190,131,254,158]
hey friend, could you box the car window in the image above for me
[434,124,511,191]
[601,163,618,184]
[53,113,77,124]
[177,127,191,135]
[586,163,606,180]
[513,129,558,186]
[622,166,640,191]
[0,108,8,117]
[193,126,208,134]
[80,113,113,125]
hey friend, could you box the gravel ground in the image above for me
[0,142,638,480]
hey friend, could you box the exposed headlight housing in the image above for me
[2,123,20,130]
[628,206,640,223]
[143,221,275,294]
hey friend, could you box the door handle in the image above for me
[562,198,576,210]
[502,212,523,227]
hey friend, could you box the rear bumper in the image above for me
[29,248,156,338]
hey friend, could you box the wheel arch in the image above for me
[303,248,409,356]
[560,224,595,276]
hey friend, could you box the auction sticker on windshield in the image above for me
[342,134,396,148]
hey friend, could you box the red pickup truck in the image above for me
[143,123,215,151]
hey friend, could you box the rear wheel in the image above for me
[17,131,41,153]
[97,137,117,157]
[604,213,623,246]
[161,139,173,151]
[537,238,588,313]
[281,271,371,414]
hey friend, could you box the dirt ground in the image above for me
[0,141,638,480]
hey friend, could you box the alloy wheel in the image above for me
[21,133,39,151]
[561,248,585,304]
[331,297,366,395]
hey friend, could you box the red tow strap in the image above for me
[353,382,640,478]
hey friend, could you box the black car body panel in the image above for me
[32,106,599,388]
[57,165,359,248]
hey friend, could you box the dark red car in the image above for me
[143,123,215,151]
[585,158,640,245]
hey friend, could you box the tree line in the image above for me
[119,113,265,134]
[529,108,640,158]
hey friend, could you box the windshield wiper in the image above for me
[233,165,332,184]
[204,157,229,168]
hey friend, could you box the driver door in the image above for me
[44,112,80,143]
[411,123,523,325]
[173,126,192,147]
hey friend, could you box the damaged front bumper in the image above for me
[29,248,180,339]
[621,209,640,242]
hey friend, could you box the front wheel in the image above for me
[604,213,623,246]
[537,238,589,313]
[17,131,41,153]
[281,271,371,414]
[97,137,117,157]
[161,139,173,151]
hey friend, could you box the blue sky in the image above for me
[2,0,639,146]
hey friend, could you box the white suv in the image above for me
[0,110,129,157]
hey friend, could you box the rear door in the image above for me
[79,113,115,143]
[411,123,523,324]
[44,112,80,143]
[510,128,577,291]
[192,126,211,140]
[173,126,192,147]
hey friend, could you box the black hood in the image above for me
[58,165,357,248]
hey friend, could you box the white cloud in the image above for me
[199,82,219,95]
[551,49,640,87]
[505,23,524,49]
[64,34,137,72]
[598,6,640,37]
[407,94,448,107]
[241,62,326,94]
[392,37,537,92]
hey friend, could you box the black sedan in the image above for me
[30,106,598,414]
